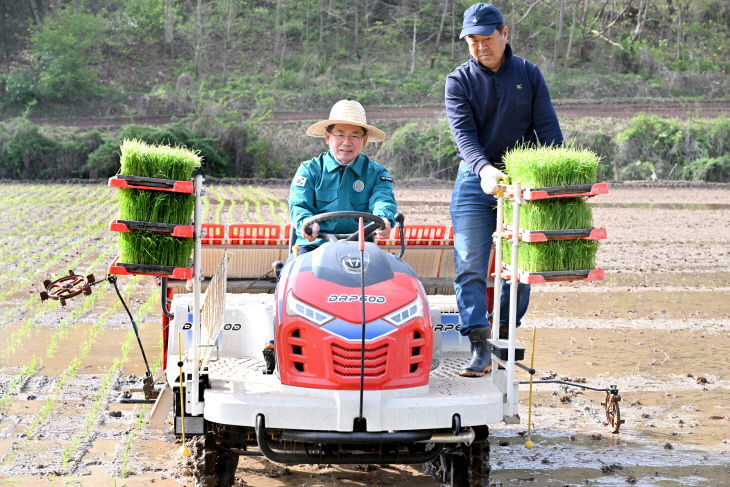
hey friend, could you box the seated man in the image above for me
[288,99,396,255]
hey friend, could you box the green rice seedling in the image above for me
[118,232,193,268]
[118,188,194,225]
[119,139,202,181]
[504,198,593,230]
[503,144,599,188]
[502,238,599,272]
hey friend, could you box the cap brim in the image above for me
[306,119,387,143]
[459,24,498,39]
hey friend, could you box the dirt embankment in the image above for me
[30,100,730,129]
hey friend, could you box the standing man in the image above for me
[289,99,396,254]
[445,3,563,377]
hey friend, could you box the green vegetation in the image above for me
[1,114,728,181]
[501,146,599,273]
[3,1,728,114]
[119,139,202,181]
[503,145,599,188]
[118,232,194,268]
[614,114,730,181]
[119,189,195,225]
[502,239,599,272]
[505,198,593,231]
[0,118,284,179]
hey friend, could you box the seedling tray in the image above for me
[109,175,194,194]
[502,226,607,242]
[500,266,604,284]
[108,255,193,279]
[109,219,194,238]
[504,182,608,200]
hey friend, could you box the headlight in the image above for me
[383,294,424,327]
[285,290,334,326]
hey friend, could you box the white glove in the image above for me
[478,165,507,195]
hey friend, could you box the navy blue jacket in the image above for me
[445,44,563,175]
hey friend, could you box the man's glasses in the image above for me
[330,133,365,142]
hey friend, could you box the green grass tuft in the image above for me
[118,188,194,225]
[119,139,202,181]
[503,145,599,188]
[502,239,599,272]
[504,198,593,230]
[118,232,193,268]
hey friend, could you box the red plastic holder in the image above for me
[109,219,194,238]
[501,266,604,284]
[229,223,281,245]
[201,224,225,245]
[108,255,193,280]
[393,225,447,246]
[109,175,194,194]
[502,226,607,242]
[506,182,608,200]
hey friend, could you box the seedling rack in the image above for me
[503,182,608,201]
[109,175,195,193]
[109,219,194,238]
[491,181,623,432]
[107,174,197,279]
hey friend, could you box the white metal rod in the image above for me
[506,182,521,417]
[492,190,503,344]
[191,174,204,415]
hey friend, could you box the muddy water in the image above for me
[0,184,729,486]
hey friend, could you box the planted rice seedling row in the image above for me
[2,280,149,470]
[0,185,108,241]
[205,185,227,225]
[0,236,116,343]
[0,216,115,305]
[0,184,55,212]
[0,278,128,414]
[0,195,115,277]
[61,295,158,476]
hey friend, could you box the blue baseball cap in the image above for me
[459,3,504,39]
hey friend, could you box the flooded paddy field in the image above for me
[0,181,728,486]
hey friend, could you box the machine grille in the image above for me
[331,342,388,377]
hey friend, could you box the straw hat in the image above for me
[306,100,387,143]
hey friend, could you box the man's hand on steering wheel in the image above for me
[376,220,391,239]
[302,222,320,242]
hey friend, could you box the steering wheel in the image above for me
[300,211,386,243]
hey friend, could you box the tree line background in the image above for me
[0,0,728,181]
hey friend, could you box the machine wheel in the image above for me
[603,392,624,433]
[188,427,238,487]
[215,451,238,487]
[433,426,490,487]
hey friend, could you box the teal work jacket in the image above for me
[288,151,397,248]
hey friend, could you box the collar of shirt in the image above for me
[470,42,513,75]
[324,151,365,178]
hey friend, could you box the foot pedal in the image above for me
[487,339,525,361]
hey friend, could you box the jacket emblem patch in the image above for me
[353,180,365,192]
[294,175,307,187]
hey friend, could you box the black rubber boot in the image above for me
[459,327,491,377]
